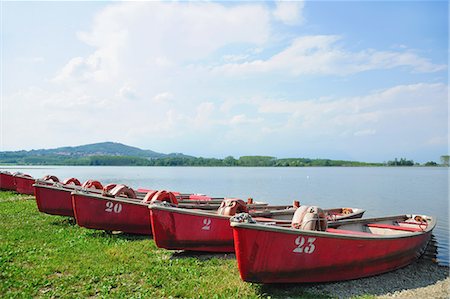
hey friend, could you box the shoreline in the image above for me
[302,259,449,298]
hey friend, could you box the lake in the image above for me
[3,165,448,265]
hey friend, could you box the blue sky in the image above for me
[1,1,448,163]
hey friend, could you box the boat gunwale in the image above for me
[70,191,226,208]
[149,203,233,220]
[148,204,368,222]
[230,214,436,240]
[34,181,91,193]
[71,190,149,206]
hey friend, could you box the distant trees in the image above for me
[387,158,414,166]
[0,154,384,167]
[238,156,276,167]
[3,153,449,167]
[441,155,449,167]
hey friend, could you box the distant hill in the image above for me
[0,142,194,165]
[26,142,166,158]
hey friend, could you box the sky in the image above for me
[1,1,448,163]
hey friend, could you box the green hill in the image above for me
[0,142,192,165]
[26,142,165,158]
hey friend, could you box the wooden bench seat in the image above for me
[326,228,374,236]
[366,223,423,232]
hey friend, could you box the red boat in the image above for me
[13,173,35,195]
[231,207,435,283]
[34,176,103,217]
[149,198,365,253]
[72,185,155,235]
[0,171,16,191]
[71,188,228,235]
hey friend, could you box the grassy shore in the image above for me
[0,191,325,298]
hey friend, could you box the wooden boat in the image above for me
[71,188,263,235]
[34,176,102,217]
[34,175,221,218]
[149,198,365,253]
[0,171,16,191]
[230,206,435,283]
[13,173,35,195]
[72,186,156,235]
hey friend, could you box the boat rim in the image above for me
[230,214,436,240]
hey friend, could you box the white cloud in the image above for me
[354,129,377,137]
[152,92,174,104]
[273,0,305,25]
[222,54,249,63]
[55,2,270,83]
[229,114,263,125]
[212,35,446,76]
[252,83,447,144]
[52,55,105,83]
[118,83,138,100]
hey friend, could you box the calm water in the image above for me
[3,166,449,265]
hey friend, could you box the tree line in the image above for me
[0,154,382,167]
[1,154,448,167]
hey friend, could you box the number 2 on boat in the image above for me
[105,201,123,213]
[293,236,316,254]
[202,218,211,230]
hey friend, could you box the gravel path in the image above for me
[303,259,449,298]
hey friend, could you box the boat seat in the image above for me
[398,221,427,226]
[366,223,423,232]
[326,228,374,236]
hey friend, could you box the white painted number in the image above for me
[105,201,122,214]
[293,236,316,254]
[202,218,212,230]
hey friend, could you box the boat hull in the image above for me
[150,205,234,252]
[0,172,16,191]
[72,192,152,235]
[34,184,74,217]
[14,176,35,195]
[232,220,433,283]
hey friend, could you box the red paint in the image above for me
[14,175,35,195]
[231,216,435,283]
[34,184,75,217]
[0,172,16,191]
[150,206,235,252]
[72,192,152,235]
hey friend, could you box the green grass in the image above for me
[0,191,329,298]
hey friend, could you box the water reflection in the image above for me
[424,234,449,266]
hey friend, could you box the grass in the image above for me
[0,191,331,298]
